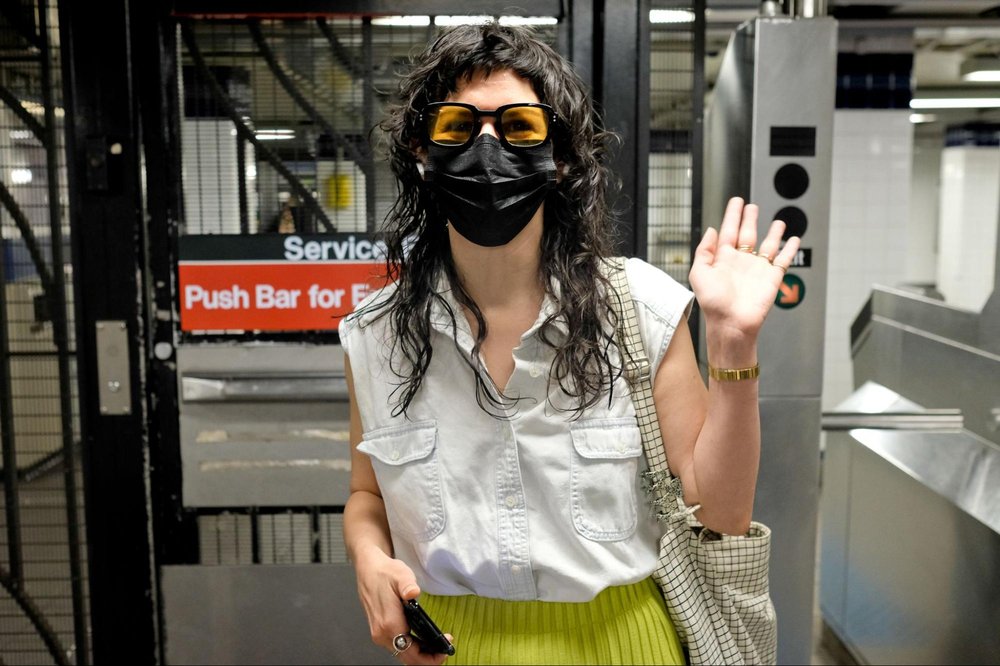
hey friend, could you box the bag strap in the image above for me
[606,258,688,515]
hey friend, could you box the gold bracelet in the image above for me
[708,363,760,381]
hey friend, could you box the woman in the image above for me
[340,23,799,665]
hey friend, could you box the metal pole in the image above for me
[311,507,321,563]
[689,0,706,354]
[362,17,376,234]
[236,137,249,234]
[0,226,23,588]
[38,1,90,662]
[800,0,827,17]
[250,507,261,564]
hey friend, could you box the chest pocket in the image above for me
[358,421,445,542]
[570,418,643,542]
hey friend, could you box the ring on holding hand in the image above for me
[762,254,774,264]
[737,245,755,254]
[391,633,413,657]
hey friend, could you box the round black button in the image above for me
[774,163,809,200]
[775,206,807,239]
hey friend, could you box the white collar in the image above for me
[427,270,569,347]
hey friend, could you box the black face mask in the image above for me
[424,134,557,247]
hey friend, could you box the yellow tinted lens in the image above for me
[501,107,549,146]
[428,106,474,145]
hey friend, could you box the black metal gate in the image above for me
[0,1,89,664]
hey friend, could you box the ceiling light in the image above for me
[434,16,492,27]
[255,129,295,141]
[499,16,558,26]
[10,168,32,184]
[371,16,431,27]
[960,56,1000,83]
[910,97,1000,109]
[909,113,937,124]
[650,9,695,24]
[20,100,64,118]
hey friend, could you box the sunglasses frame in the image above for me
[420,102,558,150]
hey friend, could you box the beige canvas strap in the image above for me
[606,258,687,516]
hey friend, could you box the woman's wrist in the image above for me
[704,325,758,371]
[350,540,392,568]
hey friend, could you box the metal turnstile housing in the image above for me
[703,16,837,665]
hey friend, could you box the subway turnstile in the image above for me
[703,14,837,666]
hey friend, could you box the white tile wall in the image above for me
[936,145,1000,312]
[824,110,913,410]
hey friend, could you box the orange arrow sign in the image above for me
[779,281,800,304]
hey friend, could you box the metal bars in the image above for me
[0,0,89,663]
[177,17,560,239]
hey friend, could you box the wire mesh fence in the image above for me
[178,16,559,239]
[649,4,700,286]
[0,1,89,664]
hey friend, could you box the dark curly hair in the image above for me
[356,22,626,418]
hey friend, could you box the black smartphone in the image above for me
[402,598,456,656]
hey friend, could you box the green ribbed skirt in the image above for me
[419,577,685,665]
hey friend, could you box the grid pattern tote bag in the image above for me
[607,258,778,665]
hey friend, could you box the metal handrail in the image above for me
[182,373,349,402]
[821,410,964,431]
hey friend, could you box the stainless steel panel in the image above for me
[705,16,836,664]
[705,18,837,396]
[855,313,1000,447]
[833,379,924,414]
[752,17,836,400]
[870,286,981,349]
[851,428,1000,534]
[178,344,351,507]
[817,428,851,638]
[96,320,132,415]
[182,373,348,402]
[821,382,1000,664]
[756,396,821,666]
[704,25,753,229]
[844,438,1000,664]
[161,564,393,665]
[821,410,963,431]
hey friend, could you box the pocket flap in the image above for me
[358,421,437,466]
[570,418,642,459]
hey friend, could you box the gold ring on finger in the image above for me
[775,264,787,274]
[738,245,755,254]
[762,254,774,264]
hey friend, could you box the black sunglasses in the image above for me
[420,102,557,149]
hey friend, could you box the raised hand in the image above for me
[689,197,800,342]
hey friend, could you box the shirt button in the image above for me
[391,450,400,461]
[511,564,522,574]
[505,495,517,509]
[528,367,542,378]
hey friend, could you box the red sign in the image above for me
[178,235,387,332]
